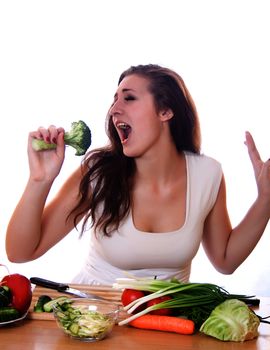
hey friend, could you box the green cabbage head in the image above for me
[200,299,260,342]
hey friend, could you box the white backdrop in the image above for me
[1,0,270,296]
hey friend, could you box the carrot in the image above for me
[129,314,195,335]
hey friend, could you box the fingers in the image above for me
[244,131,262,165]
[245,132,270,190]
[30,125,65,143]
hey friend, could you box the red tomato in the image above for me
[121,288,145,306]
[121,288,146,313]
[147,295,172,315]
[1,273,32,314]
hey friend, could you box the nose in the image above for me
[109,98,123,117]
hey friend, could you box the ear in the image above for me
[159,108,174,122]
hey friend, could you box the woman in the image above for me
[5,64,270,285]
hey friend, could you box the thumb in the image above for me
[56,131,65,157]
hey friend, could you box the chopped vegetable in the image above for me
[54,300,115,339]
[114,277,260,328]
[34,295,52,312]
[129,314,195,335]
[199,299,260,342]
[32,120,91,156]
[43,296,71,313]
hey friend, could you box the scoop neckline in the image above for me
[131,152,190,235]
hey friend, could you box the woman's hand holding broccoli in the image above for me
[29,121,91,182]
[32,120,91,156]
[28,125,66,182]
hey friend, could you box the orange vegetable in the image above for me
[129,314,195,335]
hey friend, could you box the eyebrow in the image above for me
[122,88,135,92]
[113,88,135,99]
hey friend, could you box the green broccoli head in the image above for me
[32,120,92,156]
[63,120,92,156]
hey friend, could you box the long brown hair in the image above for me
[69,64,201,236]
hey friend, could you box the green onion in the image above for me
[113,277,257,327]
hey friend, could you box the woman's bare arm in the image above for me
[203,132,270,273]
[5,126,84,262]
[6,167,83,262]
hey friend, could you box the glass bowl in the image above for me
[52,298,119,342]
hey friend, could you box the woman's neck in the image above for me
[134,147,185,187]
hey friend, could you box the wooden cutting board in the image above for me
[28,284,122,321]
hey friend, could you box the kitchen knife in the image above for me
[30,277,105,300]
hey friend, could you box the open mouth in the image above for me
[116,122,132,143]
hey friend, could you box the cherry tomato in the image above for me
[147,295,172,315]
[1,273,32,314]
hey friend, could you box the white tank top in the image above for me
[73,152,222,285]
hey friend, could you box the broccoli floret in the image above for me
[32,120,92,156]
[63,120,92,155]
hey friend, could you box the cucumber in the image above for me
[34,295,52,312]
[43,296,71,313]
[0,307,20,322]
[0,286,12,307]
[54,302,113,339]
[69,322,79,335]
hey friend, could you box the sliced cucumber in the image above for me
[43,296,71,313]
[54,302,114,339]
[69,322,79,335]
[34,295,52,312]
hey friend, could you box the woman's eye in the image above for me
[125,95,136,101]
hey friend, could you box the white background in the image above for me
[1,0,270,296]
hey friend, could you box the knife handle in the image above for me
[30,277,69,291]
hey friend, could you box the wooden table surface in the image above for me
[1,284,270,350]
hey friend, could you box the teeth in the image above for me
[116,122,131,141]
[118,122,129,129]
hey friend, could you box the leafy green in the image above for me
[199,299,260,342]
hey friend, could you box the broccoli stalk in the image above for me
[32,120,92,156]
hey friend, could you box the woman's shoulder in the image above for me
[184,151,222,169]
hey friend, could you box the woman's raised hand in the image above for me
[245,131,270,200]
[28,125,66,182]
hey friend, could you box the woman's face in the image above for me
[109,74,170,158]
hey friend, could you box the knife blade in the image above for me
[30,277,105,300]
